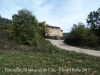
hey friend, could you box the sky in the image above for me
[0,0,100,32]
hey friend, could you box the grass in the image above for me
[0,30,100,75]
[0,49,100,75]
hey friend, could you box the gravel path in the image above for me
[46,39,100,57]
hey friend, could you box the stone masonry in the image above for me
[43,21,63,37]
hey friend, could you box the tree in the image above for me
[0,15,11,30]
[64,22,99,47]
[87,8,100,30]
[11,9,40,45]
[65,22,88,46]
[86,8,100,37]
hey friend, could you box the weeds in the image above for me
[0,49,100,75]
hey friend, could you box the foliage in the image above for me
[63,33,70,38]
[0,29,59,53]
[64,8,100,48]
[64,22,99,47]
[86,31,99,46]
[31,39,60,53]
[0,30,12,50]
[27,33,42,46]
[0,15,11,30]
[39,21,49,36]
[65,23,88,46]
[85,7,100,46]
[10,9,40,45]
[86,8,100,38]
[87,8,100,30]
[0,15,11,26]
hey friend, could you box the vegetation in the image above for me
[0,15,11,30]
[0,31,100,75]
[65,8,100,49]
[0,49,100,75]
[63,33,70,38]
[10,9,41,45]
[87,8,100,30]
[39,21,49,37]
[64,22,99,47]
[0,15,11,26]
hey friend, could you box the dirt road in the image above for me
[46,39,100,57]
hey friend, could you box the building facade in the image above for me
[42,21,63,37]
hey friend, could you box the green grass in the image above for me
[0,49,100,75]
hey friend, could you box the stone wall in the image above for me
[41,21,63,39]
[47,27,63,37]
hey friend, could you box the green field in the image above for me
[0,40,100,75]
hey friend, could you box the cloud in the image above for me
[0,0,23,19]
[0,0,100,32]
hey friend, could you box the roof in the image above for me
[46,25,60,28]
[39,21,61,29]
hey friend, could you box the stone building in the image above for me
[40,21,63,39]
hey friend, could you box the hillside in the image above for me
[0,15,11,26]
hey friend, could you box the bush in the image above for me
[27,33,42,46]
[64,22,99,47]
[0,30,12,49]
[65,23,89,46]
[86,32,99,46]
[0,30,11,40]
[31,38,60,53]
[10,9,40,45]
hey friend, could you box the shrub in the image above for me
[64,22,99,47]
[65,23,89,46]
[86,32,99,46]
[27,33,42,46]
[0,30,11,40]
[10,9,40,45]
[31,38,60,53]
[0,30,11,49]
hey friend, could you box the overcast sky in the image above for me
[0,0,100,32]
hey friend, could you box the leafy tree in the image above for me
[11,9,40,45]
[87,8,100,29]
[86,8,100,37]
[64,22,99,47]
[65,23,88,46]
[86,8,100,38]
[65,8,100,47]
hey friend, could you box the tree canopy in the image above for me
[0,15,11,30]
[64,8,100,47]
[11,9,40,45]
[87,8,100,30]
[86,8,100,37]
